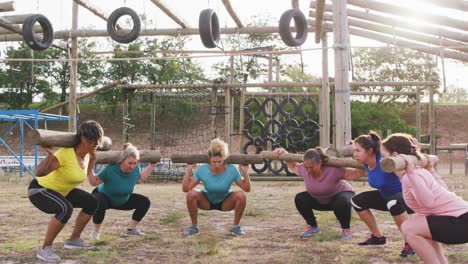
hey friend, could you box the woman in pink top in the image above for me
[273,147,365,240]
[381,134,468,264]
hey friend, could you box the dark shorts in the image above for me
[351,190,413,216]
[203,192,232,211]
[427,212,468,244]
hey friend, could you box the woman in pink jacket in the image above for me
[381,133,468,264]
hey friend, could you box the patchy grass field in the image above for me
[1,168,468,264]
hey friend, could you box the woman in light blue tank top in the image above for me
[182,138,251,237]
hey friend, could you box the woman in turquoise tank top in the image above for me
[182,138,251,237]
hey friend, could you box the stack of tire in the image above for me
[242,96,319,175]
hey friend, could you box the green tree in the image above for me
[351,101,416,138]
[352,48,439,104]
[0,43,53,109]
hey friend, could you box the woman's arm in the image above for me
[235,164,251,192]
[272,148,300,175]
[182,164,200,192]
[35,147,59,177]
[87,150,102,186]
[138,163,157,184]
[424,154,448,189]
[343,168,366,181]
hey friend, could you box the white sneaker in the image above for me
[37,246,61,262]
[89,230,101,240]
[124,228,145,236]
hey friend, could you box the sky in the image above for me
[1,0,467,96]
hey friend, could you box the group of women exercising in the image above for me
[28,120,468,263]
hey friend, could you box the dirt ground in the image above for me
[1,167,467,264]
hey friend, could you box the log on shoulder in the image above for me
[381,154,439,173]
[261,151,363,169]
[170,154,264,164]
[96,150,161,164]
[29,129,112,151]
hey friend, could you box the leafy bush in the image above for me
[351,101,416,138]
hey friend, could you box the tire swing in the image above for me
[107,7,141,44]
[279,9,308,47]
[199,8,221,48]
[22,14,54,51]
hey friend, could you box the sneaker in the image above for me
[183,225,200,237]
[299,225,321,238]
[37,246,61,262]
[89,230,100,240]
[124,228,145,237]
[230,225,246,236]
[400,243,416,257]
[341,228,352,240]
[63,238,94,249]
[358,234,387,246]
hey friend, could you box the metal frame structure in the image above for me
[0,110,69,177]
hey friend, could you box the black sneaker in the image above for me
[358,235,387,246]
[400,243,416,257]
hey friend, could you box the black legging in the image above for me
[28,179,97,224]
[295,191,355,229]
[92,188,151,224]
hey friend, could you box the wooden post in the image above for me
[449,150,453,175]
[332,0,352,149]
[429,86,436,155]
[211,87,218,139]
[225,87,232,149]
[416,88,421,141]
[239,89,245,153]
[150,92,156,150]
[68,1,79,133]
[229,56,234,152]
[320,32,331,147]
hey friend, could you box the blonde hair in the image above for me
[208,138,229,159]
[120,142,140,162]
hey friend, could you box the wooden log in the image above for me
[261,151,363,169]
[222,0,243,28]
[149,0,189,28]
[381,154,439,173]
[324,145,354,158]
[170,154,264,164]
[0,1,15,12]
[1,14,32,24]
[309,19,468,63]
[420,143,468,151]
[96,150,161,164]
[29,129,112,151]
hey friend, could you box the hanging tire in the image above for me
[279,9,308,47]
[300,120,320,138]
[279,97,299,117]
[261,97,280,118]
[107,7,141,44]
[297,97,318,119]
[22,14,54,51]
[242,141,268,174]
[264,119,282,136]
[243,97,261,119]
[199,8,220,48]
[242,119,265,141]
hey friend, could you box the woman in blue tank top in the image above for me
[351,131,415,258]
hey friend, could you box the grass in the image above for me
[0,168,467,263]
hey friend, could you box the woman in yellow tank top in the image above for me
[28,120,104,262]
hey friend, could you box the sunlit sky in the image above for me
[1,0,467,94]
